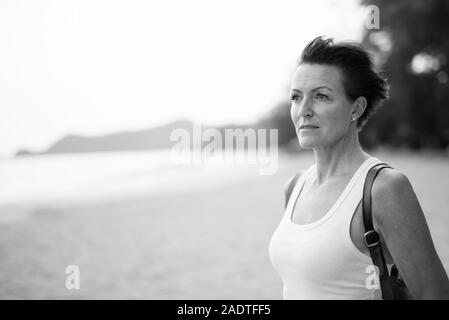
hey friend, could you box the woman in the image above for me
[268,36,449,299]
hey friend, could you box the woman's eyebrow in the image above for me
[313,86,333,92]
[291,86,333,94]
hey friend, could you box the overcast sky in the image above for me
[0,0,367,157]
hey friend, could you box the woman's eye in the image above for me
[315,93,328,101]
[290,95,302,102]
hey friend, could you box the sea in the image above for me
[0,149,268,206]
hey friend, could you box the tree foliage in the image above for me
[360,0,449,149]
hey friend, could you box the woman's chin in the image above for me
[298,137,319,149]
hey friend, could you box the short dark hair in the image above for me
[298,36,390,130]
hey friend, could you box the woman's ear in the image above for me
[352,97,367,120]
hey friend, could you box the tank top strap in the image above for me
[341,157,384,224]
[346,156,383,200]
[284,164,315,217]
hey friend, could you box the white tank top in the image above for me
[268,157,383,300]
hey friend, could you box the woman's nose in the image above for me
[298,97,313,118]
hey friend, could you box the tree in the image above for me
[360,0,449,149]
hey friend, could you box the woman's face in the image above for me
[290,63,355,149]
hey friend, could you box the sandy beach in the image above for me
[0,150,448,299]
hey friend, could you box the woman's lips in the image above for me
[299,125,319,129]
[298,125,319,132]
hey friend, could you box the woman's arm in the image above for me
[372,168,449,299]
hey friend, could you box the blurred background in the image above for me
[0,0,448,299]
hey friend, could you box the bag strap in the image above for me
[284,173,301,209]
[362,162,395,300]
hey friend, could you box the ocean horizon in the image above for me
[0,149,276,207]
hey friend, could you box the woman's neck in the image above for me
[312,130,369,185]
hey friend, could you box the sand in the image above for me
[0,150,448,299]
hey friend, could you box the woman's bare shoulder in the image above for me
[371,167,412,199]
[370,167,419,226]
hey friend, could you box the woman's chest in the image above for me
[290,190,391,261]
[290,180,374,259]
[291,178,348,225]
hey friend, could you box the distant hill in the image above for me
[15,119,194,156]
[14,116,294,157]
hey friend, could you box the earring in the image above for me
[351,115,357,122]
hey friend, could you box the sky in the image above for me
[0,0,368,157]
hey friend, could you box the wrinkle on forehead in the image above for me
[290,64,345,93]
